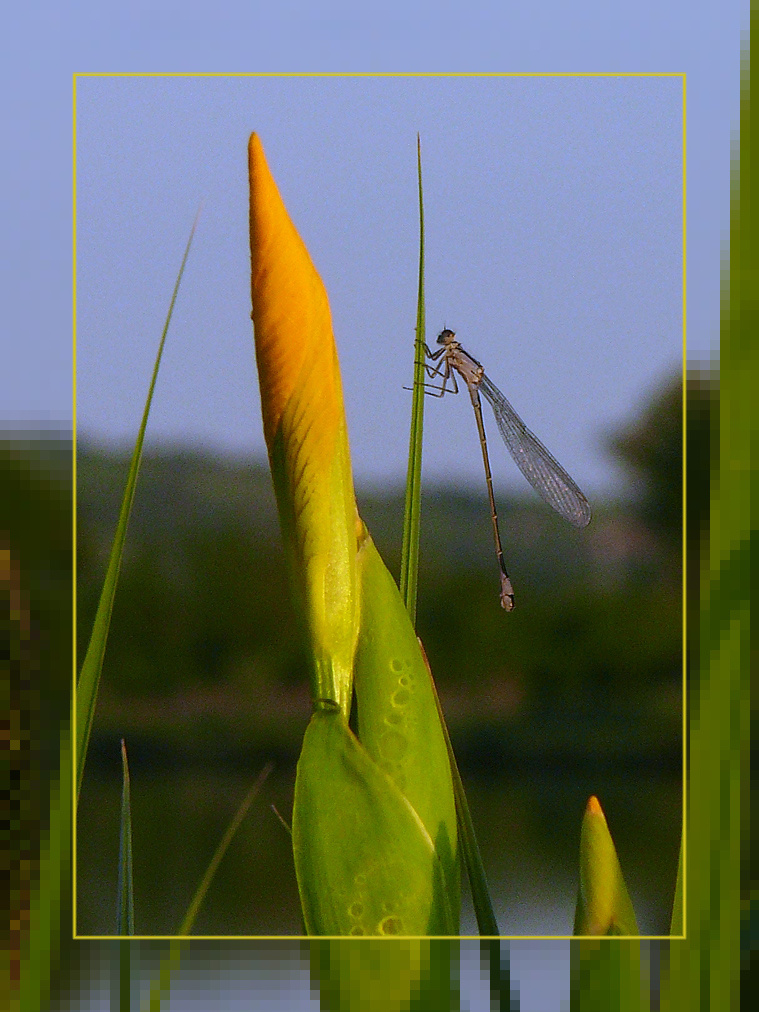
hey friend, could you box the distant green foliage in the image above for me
[76,373,686,758]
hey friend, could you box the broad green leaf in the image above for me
[307,939,461,1012]
[354,526,459,921]
[293,708,456,936]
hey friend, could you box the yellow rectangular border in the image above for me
[72,69,688,939]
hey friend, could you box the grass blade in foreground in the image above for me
[660,38,751,1008]
[668,839,683,936]
[76,212,200,802]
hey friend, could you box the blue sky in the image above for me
[73,73,682,494]
[2,2,744,499]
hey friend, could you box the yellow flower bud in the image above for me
[248,133,359,713]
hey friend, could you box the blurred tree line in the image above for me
[71,369,713,763]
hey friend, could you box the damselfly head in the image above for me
[437,328,456,345]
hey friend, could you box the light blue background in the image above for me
[73,74,682,496]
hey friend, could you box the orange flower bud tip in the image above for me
[587,795,604,817]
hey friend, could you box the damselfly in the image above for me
[422,328,591,610]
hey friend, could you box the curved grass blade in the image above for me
[137,763,273,1012]
[76,209,200,803]
[176,762,273,935]
[400,134,426,624]
[116,739,134,936]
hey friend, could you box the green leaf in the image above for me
[293,708,456,936]
[573,796,639,937]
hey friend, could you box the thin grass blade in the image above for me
[176,762,273,935]
[116,739,134,935]
[143,941,183,1012]
[136,764,273,1011]
[400,134,427,624]
[114,939,131,1012]
[75,210,200,802]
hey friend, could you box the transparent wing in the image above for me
[478,373,591,528]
